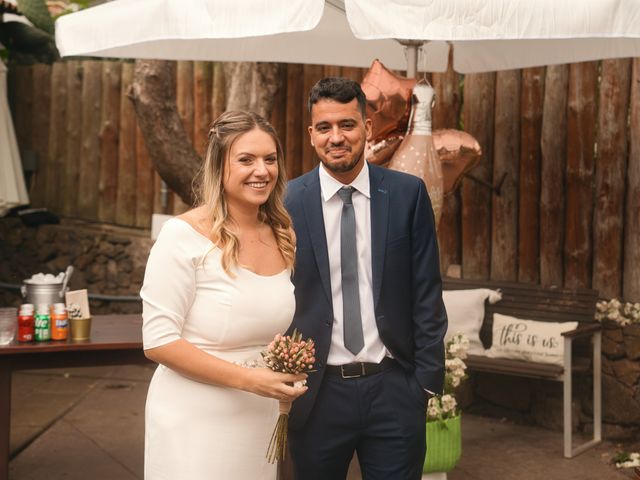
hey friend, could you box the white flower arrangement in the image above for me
[427,333,469,422]
[615,452,640,469]
[595,299,640,326]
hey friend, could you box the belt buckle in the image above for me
[341,363,365,379]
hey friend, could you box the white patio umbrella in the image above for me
[55,0,640,75]
[0,59,29,216]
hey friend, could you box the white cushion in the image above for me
[485,313,578,366]
[443,288,502,355]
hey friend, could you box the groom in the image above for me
[285,77,447,479]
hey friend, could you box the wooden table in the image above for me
[0,314,150,480]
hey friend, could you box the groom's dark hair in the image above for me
[308,77,367,118]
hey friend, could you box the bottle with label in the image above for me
[34,304,51,342]
[17,304,35,342]
[50,303,69,341]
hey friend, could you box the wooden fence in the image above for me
[6,59,640,301]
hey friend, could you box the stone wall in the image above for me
[0,217,152,314]
[601,321,640,438]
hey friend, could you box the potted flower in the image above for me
[423,333,469,474]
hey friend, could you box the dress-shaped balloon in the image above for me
[388,83,444,226]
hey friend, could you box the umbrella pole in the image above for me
[398,40,425,79]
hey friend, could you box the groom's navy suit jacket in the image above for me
[285,163,447,430]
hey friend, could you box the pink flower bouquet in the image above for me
[261,329,315,463]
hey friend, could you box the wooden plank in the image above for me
[193,61,212,157]
[11,66,33,189]
[432,56,462,275]
[465,356,564,379]
[540,65,569,287]
[98,61,122,223]
[341,66,363,82]
[177,61,195,142]
[62,61,83,217]
[323,65,342,78]
[211,62,226,122]
[490,70,520,282]
[624,58,640,302]
[285,64,304,179]
[78,60,103,220]
[173,61,195,215]
[564,62,598,289]
[115,62,137,227]
[461,73,495,280]
[30,64,52,207]
[592,59,632,298]
[46,62,68,213]
[432,56,460,130]
[135,122,154,229]
[518,67,545,283]
[269,64,288,169]
[301,64,324,174]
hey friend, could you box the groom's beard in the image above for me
[319,148,364,174]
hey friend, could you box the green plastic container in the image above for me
[423,414,462,473]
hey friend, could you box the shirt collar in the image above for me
[319,161,371,202]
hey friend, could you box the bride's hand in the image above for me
[242,368,308,401]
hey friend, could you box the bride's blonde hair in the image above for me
[194,111,295,274]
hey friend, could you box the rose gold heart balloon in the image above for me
[361,59,416,144]
[433,129,482,195]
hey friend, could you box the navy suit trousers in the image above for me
[289,363,427,480]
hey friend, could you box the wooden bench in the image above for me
[442,278,602,458]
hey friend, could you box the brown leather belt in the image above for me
[326,357,396,379]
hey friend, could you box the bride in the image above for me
[140,111,307,480]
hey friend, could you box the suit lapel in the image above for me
[302,169,333,309]
[369,165,389,307]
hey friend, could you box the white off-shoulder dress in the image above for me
[141,218,295,480]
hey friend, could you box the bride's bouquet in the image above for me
[262,329,315,463]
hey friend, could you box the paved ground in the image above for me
[8,366,637,480]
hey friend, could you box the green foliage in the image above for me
[16,0,54,35]
[0,21,58,62]
[614,451,632,464]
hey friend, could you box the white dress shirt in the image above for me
[319,162,389,365]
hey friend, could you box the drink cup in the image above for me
[0,308,17,345]
[70,317,91,341]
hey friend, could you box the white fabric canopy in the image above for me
[55,0,640,73]
[0,59,29,216]
[55,0,407,70]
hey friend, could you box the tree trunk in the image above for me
[131,60,283,205]
[131,60,201,206]
[224,62,283,118]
